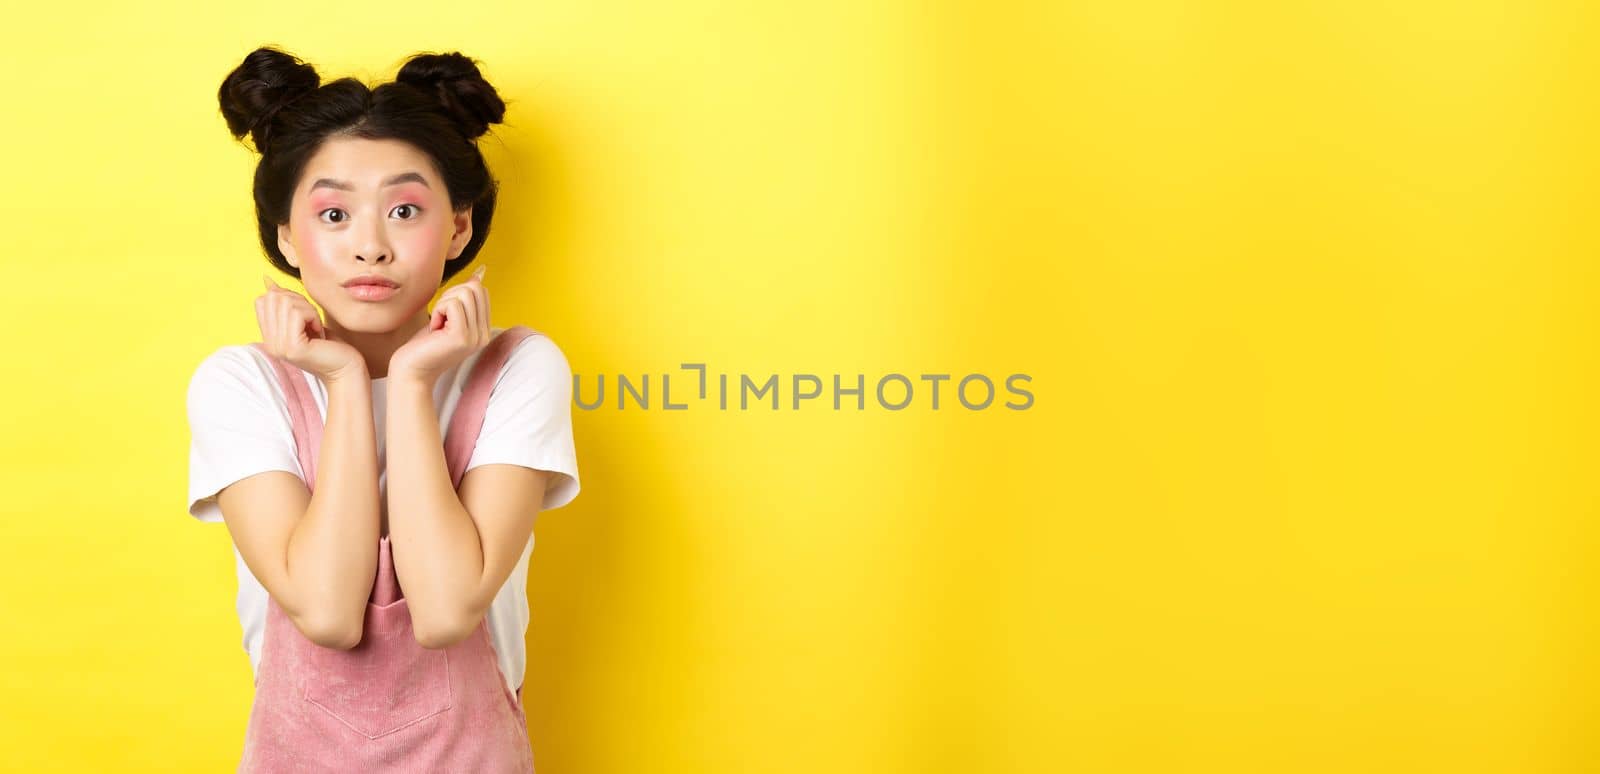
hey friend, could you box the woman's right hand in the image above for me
[256,274,367,384]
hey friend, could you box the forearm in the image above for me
[385,374,487,648]
[283,372,381,646]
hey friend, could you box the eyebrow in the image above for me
[308,171,431,193]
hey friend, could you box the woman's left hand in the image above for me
[389,264,491,385]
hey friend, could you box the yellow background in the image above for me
[0,1,1592,771]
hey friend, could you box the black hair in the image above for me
[217,46,508,283]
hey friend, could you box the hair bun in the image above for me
[218,47,321,152]
[395,52,506,139]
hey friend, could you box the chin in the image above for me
[328,305,412,334]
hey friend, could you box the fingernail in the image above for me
[474,265,487,281]
[263,274,273,290]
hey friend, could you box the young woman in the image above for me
[186,47,579,771]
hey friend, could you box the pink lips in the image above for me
[346,284,399,301]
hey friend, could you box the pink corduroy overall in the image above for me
[238,325,541,773]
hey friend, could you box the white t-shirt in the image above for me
[185,326,580,697]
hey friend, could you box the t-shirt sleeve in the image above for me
[465,333,581,511]
[185,345,304,523]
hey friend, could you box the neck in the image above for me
[324,312,430,379]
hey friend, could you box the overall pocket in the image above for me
[302,597,453,739]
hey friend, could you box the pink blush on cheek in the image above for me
[297,240,333,270]
[399,222,452,270]
[413,219,445,247]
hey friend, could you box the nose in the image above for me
[354,216,392,264]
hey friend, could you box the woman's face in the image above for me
[276,136,472,334]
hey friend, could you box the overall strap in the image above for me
[443,325,541,488]
[248,343,323,493]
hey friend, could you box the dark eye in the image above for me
[392,204,422,219]
[318,208,347,224]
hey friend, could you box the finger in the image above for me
[461,293,481,345]
[276,294,291,353]
[306,307,326,340]
[433,282,461,309]
[286,303,303,345]
[264,297,279,354]
[446,264,485,295]
[290,303,314,344]
[287,294,323,339]
[279,294,297,351]
[299,299,324,341]
[458,292,478,343]
[441,283,484,335]
[255,296,269,347]
[435,285,466,309]
[445,297,469,340]
[303,303,323,339]
[470,283,489,347]
[440,296,462,333]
